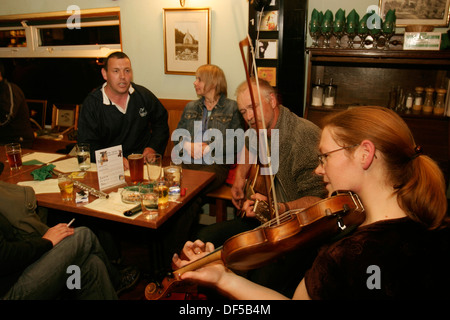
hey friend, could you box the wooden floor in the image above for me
[118,240,151,300]
[117,210,231,300]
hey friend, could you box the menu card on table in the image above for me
[95,145,126,191]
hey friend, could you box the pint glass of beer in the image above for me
[5,143,22,170]
[128,153,144,184]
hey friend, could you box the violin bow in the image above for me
[239,35,280,222]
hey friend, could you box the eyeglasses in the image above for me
[318,144,359,166]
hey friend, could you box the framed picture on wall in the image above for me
[163,8,211,75]
[257,67,277,86]
[380,0,450,27]
[256,10,279,31]
[256,39,278,59]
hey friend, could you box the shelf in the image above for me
[307,105,449,120]
[307,48,450,66]
[304,48,450,184]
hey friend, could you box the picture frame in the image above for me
[257,67,277,86]
[379,0,450,27]
[51,103,79,131]
[163,8,211,75]
[256,10,279,31]
[256,39,278,59]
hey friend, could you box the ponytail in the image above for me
[397,154,448,229]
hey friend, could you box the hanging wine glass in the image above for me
[309,19,321,48]
[321,19,333,48]
[321,10,333,48]
[367,10,382,49]
[333,18,345,48]
[382,20,395,50]
[345,20,357,49]
[369,25,381,49]
[357,16,369,49]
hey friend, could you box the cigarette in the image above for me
[67,218,75,227]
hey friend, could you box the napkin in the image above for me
[84,189,140,219]
[321,9,333,33]
[31,164,56,181]
[383,9,396,33]
[368,9,381,34]
[346,9,359,34]
[333,9,345,32]
[310,9,321,33]
[358,12,370,34]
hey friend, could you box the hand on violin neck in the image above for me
[172,240,215,269]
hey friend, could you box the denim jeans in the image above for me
[3,227,118,300]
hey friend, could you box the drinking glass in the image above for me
[128,154,144,184]
[5,143,22,170]
[382,20,395,50]
[58,175,74,202]
[321,19,333,48]
[76,143,91,171]
[140,182,159,220]
[309,19,321,48]
[369,25,381,49]
[156,179,169,210]
[333,19,344,48]
[145,153,162,182]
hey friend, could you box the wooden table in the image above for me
[0,147,215,229]
[1,147,215,279]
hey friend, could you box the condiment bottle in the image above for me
[405,92,413,113]
[422,87,434,114]
[412,86,423,113]
[323,78,336,108]
[311,79,324,107]
[433,88,446,116]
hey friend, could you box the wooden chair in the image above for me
[51,103,80,135]
[206,184,234,223]
[26,99,48,130]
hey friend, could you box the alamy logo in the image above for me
[170,121,279,175]
[66,265,81,290]
[66,5,81,30]
[366,265,381,290]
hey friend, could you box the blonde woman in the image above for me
[175,64,244,194]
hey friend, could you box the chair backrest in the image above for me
[26,99,48,130]
[159,99,190,158]
[51,103,80,132]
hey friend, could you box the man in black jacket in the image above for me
[0,62,34,148]
[77,51,169,169]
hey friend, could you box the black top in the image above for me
[77,83,169,160]
[305,217,450,299]
[0,80,34,148]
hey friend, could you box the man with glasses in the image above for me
[195,78,327,297]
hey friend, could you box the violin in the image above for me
[145,191,366,300]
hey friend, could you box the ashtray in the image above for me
[121,186,141,204]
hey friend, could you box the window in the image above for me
[0,7,121,58]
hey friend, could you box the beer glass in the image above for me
[128,154,144,184]
[5,143,22,170]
